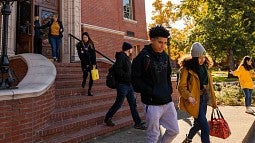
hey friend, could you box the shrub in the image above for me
[215,84,255,106]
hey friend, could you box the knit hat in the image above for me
[190,42,206,57]
[122,42,133,51]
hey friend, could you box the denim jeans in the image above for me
[243,88,253,107]
[187,94,210,143]
[105,84,142,125]
[49,35,62,59]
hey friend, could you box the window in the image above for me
[123,0,133,19]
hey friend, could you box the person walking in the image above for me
[230,56,255,115]
[76,32,97,96]
[178,42,217,143]
[131,25,179,143]
[104,42,146,130]
[38,14,64,62]
[33,16,43,54]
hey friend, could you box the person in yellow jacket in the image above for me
[178,42,217,143]
[230,56,255,114]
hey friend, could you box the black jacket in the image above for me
[34,20,43,38]
[76,41,96,69]
[114,52,132,84]
[131,44,173,105]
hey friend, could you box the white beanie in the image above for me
[190,42,206,57]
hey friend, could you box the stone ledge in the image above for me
[0,53,56,101]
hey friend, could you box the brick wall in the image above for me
[9,58,28,86]
[0,86,55,143]
[81,0,149,60]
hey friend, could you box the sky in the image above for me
[145,0,185,29]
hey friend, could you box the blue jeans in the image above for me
[49,35,62,59]
[187,94,210,143]
[105,84,142,125]
[243,88,253,107]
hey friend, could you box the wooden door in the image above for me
[16,0,33,54]
[35,0,60,59]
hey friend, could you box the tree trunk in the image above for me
[228,49,235,78]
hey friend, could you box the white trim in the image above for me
[124,36,150,43]
[82,23,125,35]
[123,18,137,24]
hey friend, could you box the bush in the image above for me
[215,84,255,106]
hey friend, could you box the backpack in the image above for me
[106,64,118,89]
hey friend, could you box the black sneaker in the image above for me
[104,118,115,126]
[134,123,147,130]
[88,90,93,96]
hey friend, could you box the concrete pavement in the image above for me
[84,106,255,143]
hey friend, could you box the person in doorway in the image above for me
[229,56,255,115]
[131,25,179,143]
[33,16,43,54]
[178,42,217,143]
[76,32,96,96]
[38,14,64,62]
[104,42,146,130]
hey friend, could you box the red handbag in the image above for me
[208,107,231,139]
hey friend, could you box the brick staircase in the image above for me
[35,61,144,143]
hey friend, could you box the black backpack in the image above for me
[106,64,118,89]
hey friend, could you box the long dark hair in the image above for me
[82,32,94,49]
[240,56,253,71]
[178,54,214,74]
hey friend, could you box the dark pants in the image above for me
[82,67,93,91]
[49,35,62,59]
[187,94,210,143]
[105,84,142,125]
[34,37,42,54]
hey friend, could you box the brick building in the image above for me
[0,0,149,63]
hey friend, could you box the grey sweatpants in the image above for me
[144,102,179,143]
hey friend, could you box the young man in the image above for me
[131,25,179,143]
[104,42,146,130]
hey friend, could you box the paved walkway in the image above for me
[84,106,255,143]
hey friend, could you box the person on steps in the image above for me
[76,32,97,96]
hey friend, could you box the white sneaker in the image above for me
[245,108,254,114]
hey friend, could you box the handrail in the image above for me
[69,34,115,63]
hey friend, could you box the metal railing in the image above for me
[68,34,115,63]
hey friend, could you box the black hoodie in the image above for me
[114,51,132,84]
[131,44,173,105]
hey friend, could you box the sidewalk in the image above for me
[84,106,255,143]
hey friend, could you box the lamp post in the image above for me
[0,0,18,89]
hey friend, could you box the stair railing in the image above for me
[69,34,115,63]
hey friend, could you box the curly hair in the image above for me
[149,25,170,39]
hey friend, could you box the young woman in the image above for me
[39,14,64,62]
[178,42,217,143]
[76,32,97,96]
[230,56,255,114]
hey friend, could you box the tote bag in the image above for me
[91,66,99,80]
[208,107,231,139]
